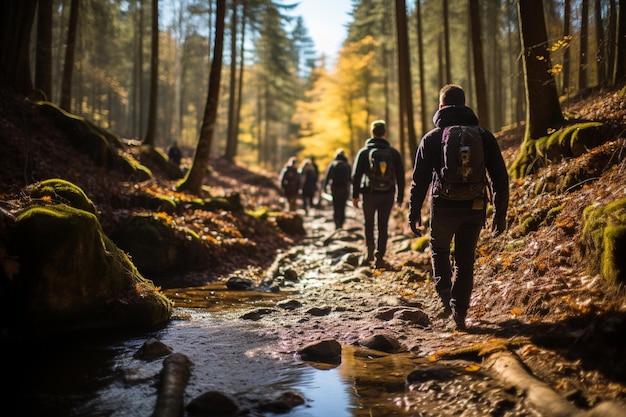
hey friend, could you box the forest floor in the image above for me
[2,85,626,415]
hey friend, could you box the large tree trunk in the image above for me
[0,0,37,95]
[469,0,490,129]
[517,0,564,140]
[395,0,417,159]
[178,0,226,194]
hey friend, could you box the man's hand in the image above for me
[352,197,360,208]
[492,215,506,237]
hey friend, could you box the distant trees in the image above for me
[2,0,626,185]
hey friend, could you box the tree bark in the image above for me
[517,0,564,140]
[469,0,490,129]
[35,0,53,99]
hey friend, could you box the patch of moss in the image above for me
[510,122,606,179]
[27,178,96,214]
[580,198,626,284]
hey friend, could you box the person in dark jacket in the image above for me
[299,158,318,215]
[352,120,405,268]
[279,157,299,212]
[408,84,509,331]
[323,149,352,229]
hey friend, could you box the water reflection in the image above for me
[15,284,440,417]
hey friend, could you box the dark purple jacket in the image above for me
[409,105,509,223]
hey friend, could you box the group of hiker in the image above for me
[279,84,510,332]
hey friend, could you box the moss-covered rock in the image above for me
[25,178,97,214]
[578,198,626,284]
[110,212,209,278]
[510,122,604,179]
[36,101,152,181]
[5,202,171,338]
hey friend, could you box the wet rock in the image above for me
[373,306,431,327]
[359,334,402,353]
[394,308,431,327]
[134,338,173,360]
[277,299,302,310]
[258,390,305,412]
[306,306,332,316]
[297,339,342,364]
[186,390,239,416]
[240,307,276,321]
[225,276,254,290]
[283,268,299,282]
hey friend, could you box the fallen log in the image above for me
[484,350,626,417]
[151,353,191,417]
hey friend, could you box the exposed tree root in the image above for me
[484,350,626,417]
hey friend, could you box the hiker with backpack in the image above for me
[279,157,300,212]
[323,149,352,229]
[298,158,318,215]
[352,120,405,268]
[408,84,509,331]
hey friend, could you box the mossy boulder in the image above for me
[2,181,172,339]
[110,213,209,278]
[578,198,626,285]
[36,101,152,181]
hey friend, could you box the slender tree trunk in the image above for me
[231,4,247,162]
[224,0,238,162]
[563,0,571,95]
[178,0,226,194]
[416,0,428,139]
[518,0,564,140]
[579,0,589,90]
[595,0,607,85]
[614,0,626,84]
[443,0,451,84]
[143,0,158,146]
[60,0,79,111]
[469,0,490,129]
[35,0,53,99]
[607,0,617,84]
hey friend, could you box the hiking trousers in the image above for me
[331,185,349,228]
[429,205,485,317]
[362,191,394,260]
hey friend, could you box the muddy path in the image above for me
[209,201,626,417]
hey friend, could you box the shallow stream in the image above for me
[16,282,444,417]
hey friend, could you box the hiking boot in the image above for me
[361,253,374,266]
[375,258,390,269]
[453,312,467,331]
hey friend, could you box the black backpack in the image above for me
[331,160,351,187]
[437,125,487,200]
[282,166,299,193]
[368,146,395,191]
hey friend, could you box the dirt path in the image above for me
[241,202,626,416]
